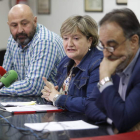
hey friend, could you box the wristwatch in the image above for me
[53,94,60,106]
[98,77,112,88]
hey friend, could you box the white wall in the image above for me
[0,0,10,50]
[127,0,140,22]
[0,0,127,50]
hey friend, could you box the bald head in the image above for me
[8,4,34,22]
[7,4,37,48]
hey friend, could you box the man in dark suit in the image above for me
[85,8,140,133]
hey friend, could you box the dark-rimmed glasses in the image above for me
[97,38,128,53]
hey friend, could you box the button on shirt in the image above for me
[1,24,65,96]
[117,48,140,101]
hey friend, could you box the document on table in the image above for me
[1,101,36,107]
[24,120,98,132]
[4,104,64,114]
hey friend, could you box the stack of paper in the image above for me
[1,101,36,107]
[0,102,65,114]
[24,120,99,132]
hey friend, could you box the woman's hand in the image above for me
[41,77,60,102]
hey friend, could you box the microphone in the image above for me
[0,70,18,89]
[0,66,7,77]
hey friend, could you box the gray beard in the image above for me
[115,56,131,73]
[115,67,124,73]
[17,38,30,46]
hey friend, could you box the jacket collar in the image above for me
[64,47,101,73]
[126,49,140,95]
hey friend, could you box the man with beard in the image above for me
[0,4,65,96]
[85,8,140,133]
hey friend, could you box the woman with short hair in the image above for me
[41,15,103,113]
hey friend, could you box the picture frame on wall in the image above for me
[85,0,103,12]
[116,0,127,5]
[37,0,50,14]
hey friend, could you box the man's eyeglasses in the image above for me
[97,38,128,53]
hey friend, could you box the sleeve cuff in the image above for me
[107,117,113,125]
[53,94,62,106]
[98,81,113,92]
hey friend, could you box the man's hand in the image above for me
[41,77,60,102]
[100,56,126,80]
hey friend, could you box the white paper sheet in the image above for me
[1,101,36,106]
[5,105,60,112]
[24,120,98,132]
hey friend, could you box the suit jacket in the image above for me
[85,53,140,132]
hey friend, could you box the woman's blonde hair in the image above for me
[60,15,99,48]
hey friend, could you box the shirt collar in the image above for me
[19,40,32,49]
[76,47,96,71]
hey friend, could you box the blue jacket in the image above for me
[85,53,140,132]
[55,47,103,113]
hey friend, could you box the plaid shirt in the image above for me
[1,24,65,96]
